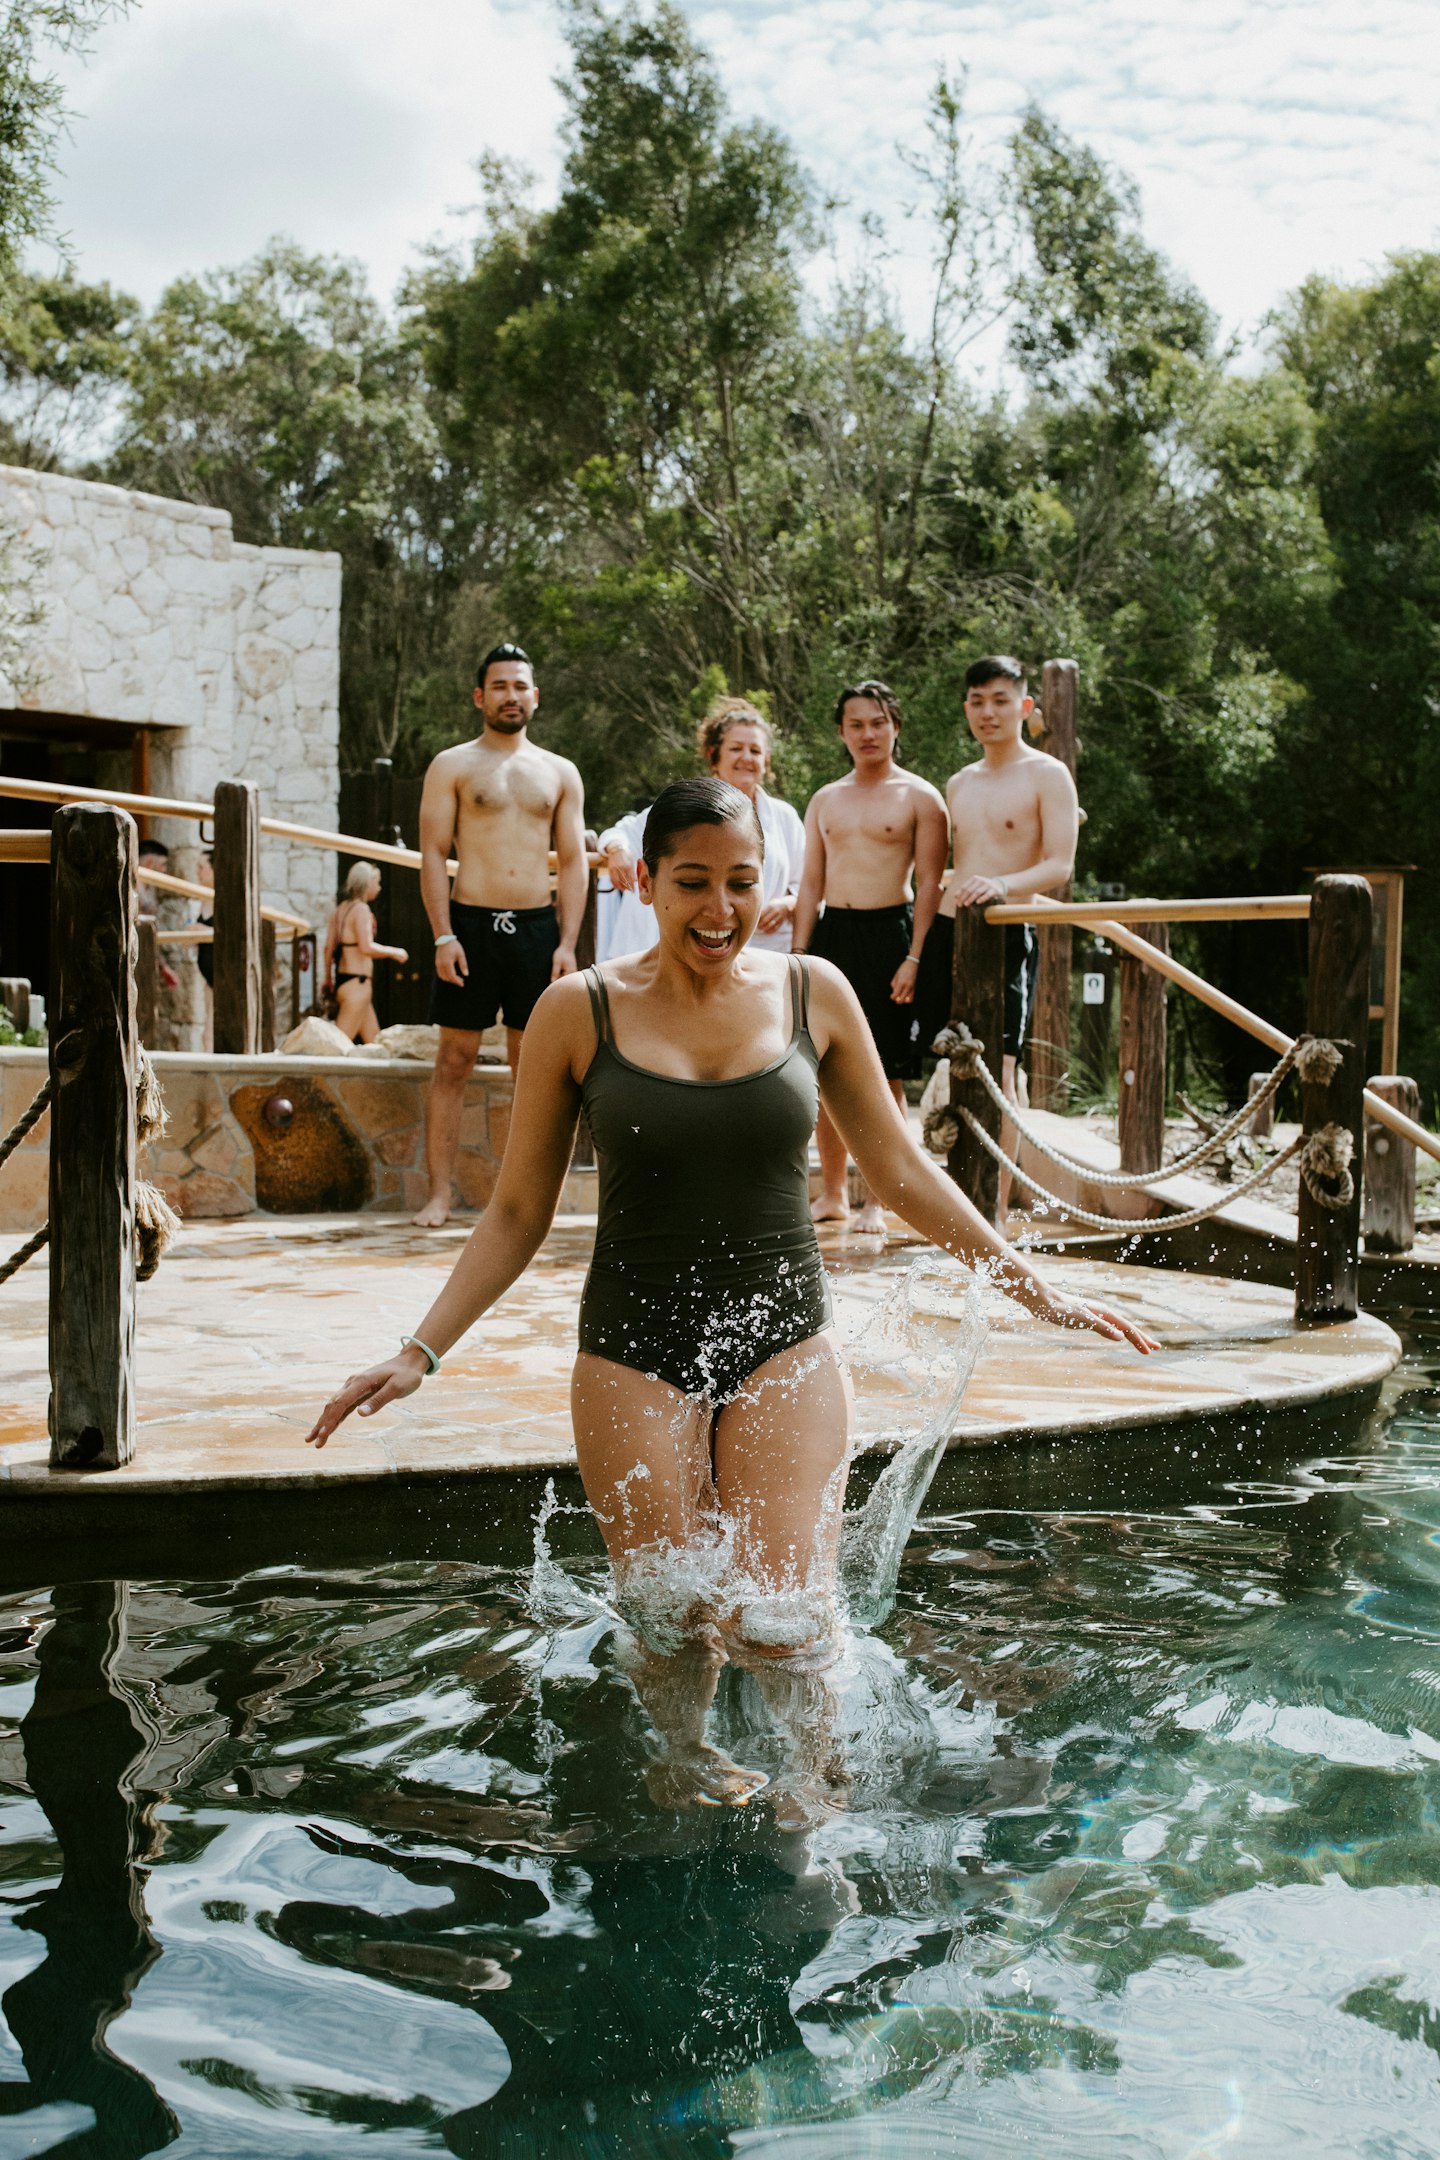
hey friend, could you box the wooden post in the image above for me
[1296,874,1371,1325]
[1029,659,1078,1108]
[946,902,1007,1225]
[135,917,159,1045]
[48,803,137,1469]
[1118,923,1168,1173]
[1247,1071,1276,1139]
[260,918,277,1053]
[212,779,262,1055]
[1364,1075,1418,1256]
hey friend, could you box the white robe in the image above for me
[595,789,808,962]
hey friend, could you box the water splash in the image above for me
[839,1255,989,1628]
[523,1255,990,1811]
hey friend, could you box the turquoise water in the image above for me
[1,1340,1438,2156]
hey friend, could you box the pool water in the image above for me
[1,1342,1438,2156]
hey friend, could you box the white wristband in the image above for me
[434,932,459,949]
[401,1334,441,1375]
[995,878,1010,903]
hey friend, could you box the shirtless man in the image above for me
[412,643,587,1228]
[792,680,949,1233]
[915,654,1079,1214]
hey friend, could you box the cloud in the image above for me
[43,0,1440,356]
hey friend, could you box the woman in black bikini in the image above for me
[322,862,408,1043]
[307,779,1155,1804]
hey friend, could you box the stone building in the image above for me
[0,463,341,1043]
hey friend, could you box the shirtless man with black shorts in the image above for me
[413,643,588,1228]
[792,681,949,1234]
[915,654,1079,1215]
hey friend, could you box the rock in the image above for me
[376,1023,440,1061]
[280,1015,354,1058]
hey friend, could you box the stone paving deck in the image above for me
[0,1215,1400,1519]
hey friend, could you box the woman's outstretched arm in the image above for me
[809,961,1158,1353]
[305,980,590,1444]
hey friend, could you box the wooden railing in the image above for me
[945,878,1434,1323]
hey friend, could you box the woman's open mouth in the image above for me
[690,927,736,954]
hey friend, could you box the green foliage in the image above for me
[0,2,129,319]
[0,1,1433,1102]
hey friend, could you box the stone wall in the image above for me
[0,465,342,1041]
[0,1050,514,1228]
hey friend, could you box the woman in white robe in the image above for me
[596,699,807,961]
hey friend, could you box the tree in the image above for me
[106,242,484,766]
[0,3,130,323]
[0,268,136,466]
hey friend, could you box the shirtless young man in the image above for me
[915,654,1079,1214]
[792,681,949,1234]
[412,643,588,1228]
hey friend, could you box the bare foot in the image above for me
[644,1744,769,1812]
[810,1192,851,1224]
[854,1202,888,1236]
[411,1194,450,1229]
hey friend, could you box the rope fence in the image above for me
[0,1048,178,1287]
[923,1026,1357,1236]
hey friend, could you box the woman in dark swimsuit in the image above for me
[322,861,408,1043]
[307,779,1155,1804]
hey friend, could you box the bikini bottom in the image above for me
[577,1261,832,1403]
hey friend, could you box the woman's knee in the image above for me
[723,1587,838,1667]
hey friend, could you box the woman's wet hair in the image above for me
[832,678,901,732]
[695,695,773,773]
[344,859,380,900]
[641,777,765,873]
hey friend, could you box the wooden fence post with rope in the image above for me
[48,803,138,1469]
[946,901,1007,1226]
[1030,658,1078,1109]
[1296,874,1371,1325]
[213,779,262,1056]
[1118,922,1169,1174]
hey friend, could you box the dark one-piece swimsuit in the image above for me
[578,956,833,1403]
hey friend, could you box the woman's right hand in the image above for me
[305,1351,427,1447]
[606,845,637,893]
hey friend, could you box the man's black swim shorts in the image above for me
[430,901,558,1034]
[915,915,1038,1059]
[810,902,920,1081]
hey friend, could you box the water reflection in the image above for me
[2,1580,179,2154]
[0,1355,1436,2152]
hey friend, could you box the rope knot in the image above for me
[923,1107,961,1156]
[1294,1034,1346,1087]
[931,1021,983,1076]
[1300,1121,1355,1210]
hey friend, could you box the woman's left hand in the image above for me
[1033,1287,1160,1353]
[757,895,795,934]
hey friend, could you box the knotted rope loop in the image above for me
[1299,1122,1355,1211]
[930,1022,983,1078]
[0,1046,179,1285]
[1294,1034,1347,1088]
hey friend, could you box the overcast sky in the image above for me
[49,0,1440,368]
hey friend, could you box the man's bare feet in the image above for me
[854,1201,888,1236]
[644,1743,769,1811]
[810,1192,850,1224]
[411,1194,450,1229]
